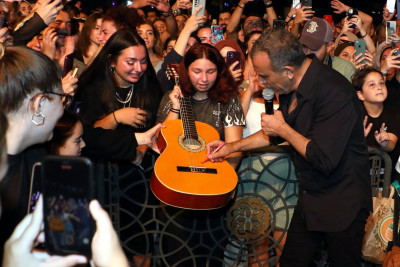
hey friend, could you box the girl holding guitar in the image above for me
[157,43,245,169]
[155,43,245,265]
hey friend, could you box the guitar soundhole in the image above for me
[178,134,206,153]
[183,138,201,149]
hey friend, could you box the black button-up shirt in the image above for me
[278,57,372,231]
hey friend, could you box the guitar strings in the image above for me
[171,66,202,170]
[180,97,195,169]
[180,97,202,170]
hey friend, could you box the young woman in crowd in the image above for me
[137,22,164,73]
[76,29,162,161]
[155,42,244,265]
[98,5,143,45]
[64,11,103,73]
[75,29,163,265]
[352,67,400,179]
[47,110,86,156]
[157,43,245,163]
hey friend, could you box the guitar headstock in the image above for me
[166,63,180,86]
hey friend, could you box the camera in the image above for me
[347,8,358,18]
[347,8,358,28]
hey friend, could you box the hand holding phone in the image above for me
[3,196,88,267]
[226,51,242,71]
[354,39,366,64]
[192,0,206,25]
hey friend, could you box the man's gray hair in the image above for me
[250,29,306,72]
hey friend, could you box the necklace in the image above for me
[115,85,134,107]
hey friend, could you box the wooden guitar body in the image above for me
[151,119,238,210]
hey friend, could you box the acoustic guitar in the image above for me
[150,64,238,210]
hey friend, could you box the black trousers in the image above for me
[280,198,369,267]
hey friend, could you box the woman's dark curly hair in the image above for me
[178,43,237,104]
[103,5,143,32]
[352,67,384,92]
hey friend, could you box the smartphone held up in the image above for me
[386,21,397,43]
[41,156,95,257]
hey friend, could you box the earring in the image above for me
[31,111,45,126]
[110,66,116,73]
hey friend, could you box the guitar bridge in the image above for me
[177,166,218,174]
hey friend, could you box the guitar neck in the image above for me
[180,96,199,140]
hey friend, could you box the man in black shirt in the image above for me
[206,29,372,266]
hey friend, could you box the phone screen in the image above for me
[386,21,397,43]
[211,25,224,44]
[42,156,94,257]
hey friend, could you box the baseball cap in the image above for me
[299,18,333,51]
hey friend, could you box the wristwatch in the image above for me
[265,1,273,8]
[173,8,182,15]
[163,10,172,17]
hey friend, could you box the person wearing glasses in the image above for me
[225,0,277,51]
[0,44,65,261]
[0,43,163,264]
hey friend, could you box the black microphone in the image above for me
[262,88,274,114]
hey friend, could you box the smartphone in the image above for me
[226,51,242,71]
[386,21,396,43]
[347,7,358,18]
[28,162,42,213]
[192,0,206,25]
[302,0,312,19]
[354,39,366,64]
[302,0,312,8]
[42,156,94,257]
[273,19,286,30]
[292,0,301,9]
[387,0,396,14]
[211,25,224,43]
[347,8,358,28]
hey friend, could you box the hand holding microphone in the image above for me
[262,88,275,114]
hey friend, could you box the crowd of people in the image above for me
[0,0,399,265]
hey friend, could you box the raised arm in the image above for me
[174,6,205,56]
[226,0,254,39]
[331,0,372,33]
[264,0,278,29]
[156,0,178,36]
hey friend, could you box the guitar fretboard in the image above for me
[180,97,199,141]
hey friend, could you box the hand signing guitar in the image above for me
[205,140,233,162]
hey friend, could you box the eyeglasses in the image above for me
[46,92,73,107]
[245,20,264,29]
